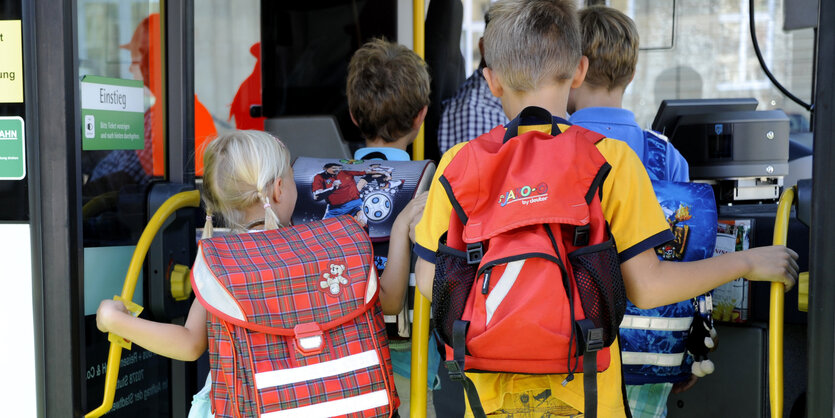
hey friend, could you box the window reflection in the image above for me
[456,0,813,132]
[80,2,159,246]
[194,0,261,134]
[620,0,814,129]
[80,4,218,246]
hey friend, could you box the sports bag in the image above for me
[431,106,627,418]
[192,215,398,417]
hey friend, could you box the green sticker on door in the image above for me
[0,116,24,180]
[81,75,144,151]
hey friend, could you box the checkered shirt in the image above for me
[89,150,150,184]
[437,69,508,154]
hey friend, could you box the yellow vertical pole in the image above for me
[769,186,794,418]
[412,0,426,161]
[411,1,430,417]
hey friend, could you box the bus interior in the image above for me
[1,0,833,417]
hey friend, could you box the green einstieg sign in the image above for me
[80,75,144,151]
[0,116,24,180]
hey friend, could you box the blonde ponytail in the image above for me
[261,191,281,231]
[200,182,216,239]
[202,212,214,239]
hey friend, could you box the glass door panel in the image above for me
[77,1,172,415]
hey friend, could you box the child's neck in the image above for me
[501,81,573,120]
[243,205,268,229]
[364,131,415,151]
[570,84,625,112]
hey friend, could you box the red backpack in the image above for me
[432,106,627,418]
[192,216,398,417]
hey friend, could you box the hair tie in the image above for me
[205,214,212,222]
[263,202,271,209]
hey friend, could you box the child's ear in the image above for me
[272,177,283,203]
[482,67,504,98]
[571,56,589,89]
[412,105,428,130]
[349,111,359,128]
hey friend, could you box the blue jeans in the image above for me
[324,198,363,219]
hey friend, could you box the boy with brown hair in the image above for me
[413,1,798,416]
[345,38,441,417]
[568,5,688,183]
[347,38,431,162]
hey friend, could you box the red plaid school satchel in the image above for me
[192,215,399,418]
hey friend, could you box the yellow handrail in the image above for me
[85,190,200,418]
[411,297,431,418]
[769,186,795,418]
[412,0,426,162]
[410,1,430,417]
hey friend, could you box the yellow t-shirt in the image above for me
[414,122,673,416]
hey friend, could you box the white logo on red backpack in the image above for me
[320,263,349,296]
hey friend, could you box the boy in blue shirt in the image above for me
[567,6,698,417]
[568,6,688,183]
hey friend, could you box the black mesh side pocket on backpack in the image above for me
[432,237,478,347]
[568,235,626,346]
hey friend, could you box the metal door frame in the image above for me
[30,0,196,415]
[807,0,835,415]
[29,0,84,415]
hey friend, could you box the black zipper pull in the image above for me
[481,267,493,295]
[562,372,575,386]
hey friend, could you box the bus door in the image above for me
[76,1,409,416]
[77,2,204,417]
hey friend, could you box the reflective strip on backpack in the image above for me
[621,351,686,367]
[365,265,378,303]
[485,260,525,325]
[193,248,246,320]
[255,349,380,388]
[260,389,389,418]
[620,314,692,331]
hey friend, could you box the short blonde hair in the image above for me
[483,0,582,92]
[579,6,639,91]
[347,38,431,143]
[201,130,291,234]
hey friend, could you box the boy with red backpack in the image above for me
[412,1,799,416]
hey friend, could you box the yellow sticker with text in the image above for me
[107,295,143,350]
[0,20,23,103]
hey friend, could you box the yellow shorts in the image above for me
[465,388,583,417]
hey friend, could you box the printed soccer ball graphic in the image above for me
[363,191,393,222]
